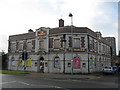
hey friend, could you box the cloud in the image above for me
[0,34,8,52]
[0,0,118,53]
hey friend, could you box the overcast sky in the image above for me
[0,0,119,54]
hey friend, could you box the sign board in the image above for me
[27,59,31,66]
[67,49,87,52]
[38,30,46,36]
[73,57,80,68]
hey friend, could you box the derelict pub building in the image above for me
[8,19,112,73]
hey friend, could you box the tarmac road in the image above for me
[1,73,120,90]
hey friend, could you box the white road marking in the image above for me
[0,81,16,85]
[1,80,69,89]
[18,81,30,85]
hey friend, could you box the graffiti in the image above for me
[27,59,31,66]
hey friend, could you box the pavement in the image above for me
[24,72,102,81]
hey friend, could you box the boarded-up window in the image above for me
[39,40,44,50]
[54,56,60,68]
[23,41,27,50]
[60,37,63,48]
[94,41,98,52]
[69,37,72,48]
[54,39,60,49]
[27,41,32,50]
[73,38,80,49]
[16,42,19,50]
[49,38,53,48]
[8,41,11,52]
[81,37,85,48]
[32,40,35,49]
[11,43,16,51]
[18,42,23,51]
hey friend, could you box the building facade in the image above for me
[102,37,116,66]
[8,19,112,73]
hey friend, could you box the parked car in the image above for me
[115,66,120,74]
[103,66,118,74]
[112,66,118,73]
[118,66,120,73]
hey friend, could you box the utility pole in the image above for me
[69,13,73,74]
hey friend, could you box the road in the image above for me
[1,73,120,90]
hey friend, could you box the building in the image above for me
[0,52,2,70]
[102,37,116,57]
[102,37,116,65]
[113,50,120,66]
[8,19,112,73]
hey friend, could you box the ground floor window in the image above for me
[11,57,15,66]
[54,56,60,68]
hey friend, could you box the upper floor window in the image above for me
[49,38,53,48]
[32,40,35,49]
[73,38,80,49]
[18,42,23,51]
[11,43,16,51]
[68,37,72,48]
[94,41,98,52]
[54,39,60,49]
[27,41,32,50]
[99,43,101,53]
[81,37,85,48]
[39,40,44,50]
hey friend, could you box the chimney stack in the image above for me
[28,29,34,33]
[59,19,64,27]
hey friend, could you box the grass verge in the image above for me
[0,70,30,74]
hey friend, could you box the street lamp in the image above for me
[69,13,73,26]
[69,13,73,74]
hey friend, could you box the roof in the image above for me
[9,32,36,41]
[50,26,97,37]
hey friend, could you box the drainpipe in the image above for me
[87,35,90,73]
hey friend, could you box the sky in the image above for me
[0,0,119,54]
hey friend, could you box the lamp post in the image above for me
[69,13,73,74]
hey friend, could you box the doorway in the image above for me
[39,57,44,72]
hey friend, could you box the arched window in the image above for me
[54,56,60,68]
[11,57,15,66]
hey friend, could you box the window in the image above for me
[16,42,19,50]
[11,43,16,51]
[18,42,23,51]
[11,57,15,66]
[27,41,32,50]
[81,37,85,48]
[54,39,60,49]
[94,41,98,52]
[49,38,53,48]
[89,40,92,50]
[99,43,101,53]
[82,63,86,67]
[68,37,72,48]
[32,40,35,49]
[92,40,94,50]
[73,38,80,49]
[39,40,44,50]
[60,37,63,48]
[54,56,60,68]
